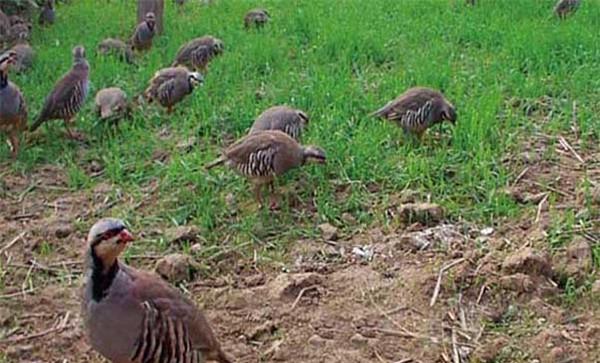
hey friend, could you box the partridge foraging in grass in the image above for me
[171,36,224,73]
[0,51,28,158]
[131,12,156,52]
[250,105,309,141]
[9,33,34,73]
[95,87,129,122]
[371,87,456,140]
[81,218,232,363]
[554,0,580,19]
[206,130,326,208]
[97,38,135,64]
[144,66,203,113]
[39,0,56,26]
[30,45,89,141]
[244,8,270,29]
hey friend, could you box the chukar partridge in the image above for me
[249,105,308,141]
[244,8,270,29]
[0,51,28,158]
[171,36,223,73]
[554,0,580,19]
[39,0,56,26]
[144,66,203,113]
[97,38,135,64]
[206,130,326,207]
[30,46,89,140]
[95,87,129,122]
[81,218,232,363]
[9,33,34,73]
[371,87,456,139]
[131,12,156,52]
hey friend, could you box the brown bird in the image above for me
[244,8,270,29]
[0,10,9,40]
[249,105,309,141]
[371,87,456,140]
[0,51,28,158]
[206,130,326,207]
[131,12,155,51]
[39,0,56,26]
[9,33,34,73]
[554,0,581,19]
[95,87,130,122]
[171,36,224,73]
[97,38,135,64]
[30,46,90,140]
[143,66,203,113]
[81,218,232,363]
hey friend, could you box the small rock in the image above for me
[165,225,200,245]
[190,243,203,254]
[155,253,195,283]
[268,273,322,301]
[308,334,327,347]
[555,237,593,282]
[53,222,74,239]
[397,203,443,225]
[341,212,357,225]
[318,223,338,241]
[480,227,494,236]
[89,160,103,173]
[352,246,374,261]
[502,248,552,278]
[499,273,535,293]
[472,337,508,362]
[349,333,369,347]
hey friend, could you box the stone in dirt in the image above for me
[397,203,443,225]
[268,273,322,301]
[155,253,195,283]
[499,273,535,293]
[245,321,277,342]
[554,237,592,282]
[52,221,74,239]
[318,223,338,241]
[308,334,328,347]
[502,247,552,278]
[165,225,200,245]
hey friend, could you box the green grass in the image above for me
[3,0,600,257]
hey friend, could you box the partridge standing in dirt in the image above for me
[39,0,56,26]
[206,130,326,207]
[250,105,308,141]
[95,87,129,122]
[0,51,28,158]
[9,32,34,73]
[171,36,223,73]
[97,38,135,64]
[81,218,232,363]
[30,45,89,140]
[554,0,580,19]
[244,8,270,29]
[131,12,156,52]
[144,66,203,113]
[371,87,456,140]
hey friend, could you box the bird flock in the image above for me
[0,0,585,362]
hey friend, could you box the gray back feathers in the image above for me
[244,8,270,28]
[554,0,581,18]
[171,36,223,71]
[250,105,309,141]
[95,87,128,120]
[144,67,202,108]
[97,38,135,64]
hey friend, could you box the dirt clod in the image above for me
[245,321,277,342]
[52,221,74,239]
[554,237,592,282]
[349,333,370,347]
[165,225,200,245]
[472,337,508,362]
[592,279,600,295]
[318,223,338,241]
[397,203,443,225]
[155,253,195,283]
[308,334,328,347]
[502,247,552,278]
[499,273,535,293]
[268,273,322,301]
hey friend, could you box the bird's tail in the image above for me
[29,116,45,132]
[205,156,225,170]
[369,103,389,118]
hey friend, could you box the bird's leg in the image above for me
[167,106,173,114]
[254,183,264,208]
[267,181,279,210]
[8,132,19,159]
[64,119,86,142]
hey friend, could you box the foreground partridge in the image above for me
[39,0,56,26]
[131,12,155,51]
[244,8,270,29]
[371,87,456,139]
[30,46,89,140]
[0,51,27,158]
[95,87,129,122]
[81,218,232,363]
[206,130,326,207]
[98,38,135,64]
[249,105,309,141]
[171,36,223,73]
[554,0,580,19]
[144,66,203,113]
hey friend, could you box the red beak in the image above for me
[118,229,135,243]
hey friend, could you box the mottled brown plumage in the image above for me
[143,66,203,113]
[206,130,326,207]
[95,87,129,122]
[554,0,580,19]
[81,218,232,363]
[97,38,135,64]
[244,8,270,29]
[30,46,89,140]
[171,36,223,73]
[371,87,456,139]
[249,105,308,141]
[131,12,155,51]
[0,51,28,158]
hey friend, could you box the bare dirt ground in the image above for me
[0,127,598,363]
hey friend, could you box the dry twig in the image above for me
[0,232,26,254]
[430,258,466,307]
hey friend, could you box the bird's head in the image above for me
[73,45,86,60]
[145,12,156,28]
[88,218,134,268]
[0,51,17,72]
[188,72,204,88]
[442,102,457,124]
[302,145,327,164]
[212,39,224,54]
